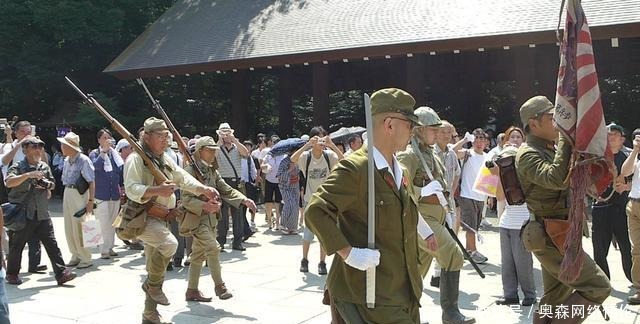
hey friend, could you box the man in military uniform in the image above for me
[123,118,219,324]
[305,88,437,323]
[180,136,256,302]
[397,107,474,324]
[516,96,611,323]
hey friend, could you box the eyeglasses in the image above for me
[385,116,413,127]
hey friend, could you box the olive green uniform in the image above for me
[181,160,246,290]
[305,148,423,324]
[516,134,611,307]
[398,143,464,277]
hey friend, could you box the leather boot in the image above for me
[628,291,640,305]
[141,310,172,324]
[215,282,233,300]
[550,292,599,324]
[440,270,475,324]
[185,288,212,302]
[142,281,170,306]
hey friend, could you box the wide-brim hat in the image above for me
[216,122,234,136]
[57,132,81,152]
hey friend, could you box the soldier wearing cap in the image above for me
[123,117,220,324]
[397,107,474,324]
[180,136,256,303]
[305,88,435,323]
[516,96,611,323]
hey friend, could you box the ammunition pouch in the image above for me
[114,200,148,241]
[543,218,570,255]
[495,155,526,205]
[521,220,546,252]
[174,205,201,237]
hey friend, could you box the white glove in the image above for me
[464,132,475,143]
[420,181,449,207]
[344,247,380,271]
[445,212,454,228]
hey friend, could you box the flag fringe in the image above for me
[559,160,588,282]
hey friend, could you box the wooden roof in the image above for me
[104,0,640,79]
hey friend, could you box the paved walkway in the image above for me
[6,200,640,323]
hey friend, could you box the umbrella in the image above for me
[329,126,365,143]
[268,137,306,156]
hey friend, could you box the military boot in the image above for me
[185,289,212,302]
[142,281,170,306]
[440,270,475,324]
[215,282,233,300]
[549,292,598,324]
[141,310,172,324]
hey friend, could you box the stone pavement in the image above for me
[6,199,640,323]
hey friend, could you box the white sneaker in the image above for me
[470,251,488,264]
[481,219,491,227]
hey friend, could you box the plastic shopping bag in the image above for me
[82,213,103,248]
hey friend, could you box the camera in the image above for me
[485,160,496,168]
[35,178,52,189]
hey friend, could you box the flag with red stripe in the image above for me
[553,0,614,283]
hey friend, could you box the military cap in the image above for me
[22,137,45,147]
[370,88,422,126]
[414,106,442,127]
[144,117,169,133]
[519,96,555,128]
[195,136,219,151]
[606,123,625,135]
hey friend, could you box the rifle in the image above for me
[136,78,205,183]
[409,137,485,278]
[64,77,168,185]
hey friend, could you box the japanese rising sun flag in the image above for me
[554,0,614,282]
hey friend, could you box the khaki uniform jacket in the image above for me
[397,143,448,203]
[181,160,247,227]
[123,151,204,208]
[515,134,572,219]
[305,148,422,306]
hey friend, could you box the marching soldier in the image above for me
[123,118,219,324]
[516,96,611,323]
[397,107,474,324]
[305,88,437,323]
[180,136,256,302]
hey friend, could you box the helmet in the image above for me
[414,106,442,127]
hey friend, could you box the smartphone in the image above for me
[31,125,36,136]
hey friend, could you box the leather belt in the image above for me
[419,192,449,205]
[66,184,78,189]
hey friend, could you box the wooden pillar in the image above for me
[231,70,248,139]
[406,55,427,106]
[278,70,293,137]
[312,63,329,128]
[513,47,537,107]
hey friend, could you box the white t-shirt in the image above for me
[297,150,339,204]
[459,150,487,202]
[629,160,640,199]
[499,203,530,229]
[1,140,24,177]
[251,148,270,161]
[263,154,284,184]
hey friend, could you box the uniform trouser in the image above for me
[169,219,186,263]
[217,178,245,247]
[627,200,640,290]
[332,297,419,324]
[62,187,92,264]
[591,204,632,282]
[137,218,178,287]
[499,227,536,300]
[188,224,223,289]
[7,218,66,278]
[521,220,611,308]
[417,204,464,278]
[94,199,120,254]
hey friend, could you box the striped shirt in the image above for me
[499,203,530,230]
[216,144,242,179]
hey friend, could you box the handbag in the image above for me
[75,175,90,195]
[2,202,27,232]
[2,188,36,232]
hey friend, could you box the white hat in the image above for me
[115,138,131,152]
[216,122,234,136]
[57,132,81,153]
[300,134,310,141]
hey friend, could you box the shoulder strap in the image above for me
[323,150,331,169]
[220,146,239,179]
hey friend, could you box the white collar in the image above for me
[372,147,403,190]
